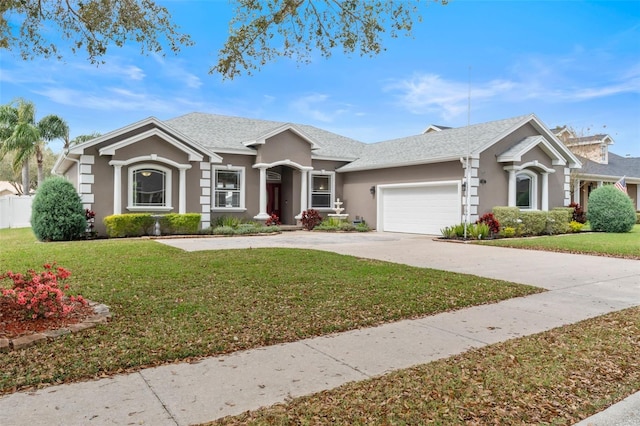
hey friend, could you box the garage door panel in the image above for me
[380,183,460,235]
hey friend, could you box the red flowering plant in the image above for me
[265,213,281,226]
[1,263,86,319]
[301,209,323,230]
[476,213,501,236]
[85,209,97,237]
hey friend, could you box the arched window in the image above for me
[515,170,537,210]
[128,164,172,210]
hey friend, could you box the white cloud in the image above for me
[151,54,202,89]
[385,74,517,120]
[289,93,335,122]
[73,60,146,81]
[34,86,200,114]
[386,60,640,121]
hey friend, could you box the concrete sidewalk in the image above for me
[1,232,638,425]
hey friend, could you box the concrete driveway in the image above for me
[158,231,640,293]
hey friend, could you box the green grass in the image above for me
[480,224,640,259]
[0,228,541,394]
[209,307,640,425]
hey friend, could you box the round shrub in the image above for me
[31,177,86,241]
[586,185,636,233]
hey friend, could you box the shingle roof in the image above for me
[566,134,612,145]
[337,114,532,171]
[164,112,365,159]
[497,136,542,160]
[579,153,640,179]
[161,112,580,173]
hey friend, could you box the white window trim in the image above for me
[212,165,246,211]
[127,163,173,211]
[516,170,538,210]
[309,171,335,211]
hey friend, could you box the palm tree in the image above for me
[0,99,39,193]
[0,99,68,191]
[37,114,69,185]
[70,132,101,147]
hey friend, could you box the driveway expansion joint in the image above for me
[301,341,373,379]
[138,371,180,426]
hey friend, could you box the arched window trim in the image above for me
[127,163,173,211]
[516,169,538,210]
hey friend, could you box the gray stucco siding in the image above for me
[256,130,313,167]
[341,161,464,228]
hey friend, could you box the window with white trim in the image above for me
[515,170,537,210]
[309,171,334,209]
[128,164,172,210]
[213,166,245,210]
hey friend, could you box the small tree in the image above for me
[31,177,86,241]
[586,185,636,233]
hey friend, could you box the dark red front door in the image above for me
[266,183,281,218]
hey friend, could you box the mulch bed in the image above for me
[0,298,94,339]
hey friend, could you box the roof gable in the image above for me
[243,123,320,150]
[164,113,365,160]
[497,135,567,166]
[54,116,221,175]
[98,128,209,162]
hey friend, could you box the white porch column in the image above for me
[178,167,188,214]
[507,168,516,207]
[112,163,122,214]
[637,185,640,210]
[254,166,270,220]
[573,178,581,204]
[296,170,309,219]
[541,172,549,211]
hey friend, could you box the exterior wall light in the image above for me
[370,186,376,196]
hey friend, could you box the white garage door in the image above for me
[378,181,461,235]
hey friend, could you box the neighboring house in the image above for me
[53,113,581,236]
[0,181,22,197]
[552,126,640,211]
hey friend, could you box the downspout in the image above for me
[55,149,82,195]
[460,156,471,239]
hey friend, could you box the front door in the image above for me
[266,183,281,219]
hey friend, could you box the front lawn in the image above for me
[480,224,640,259]
[0,228,541,394]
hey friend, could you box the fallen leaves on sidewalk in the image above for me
[211,307,640,425]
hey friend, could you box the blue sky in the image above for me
[1,0,639,157]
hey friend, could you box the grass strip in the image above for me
[479,225,640,259]
[0,228,540,394]
[209,307,640,425]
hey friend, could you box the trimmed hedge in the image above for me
[104,214,155,238]
[548,208,572,234]
[30,177,86,241]
[160,213,201,235]
[519,211,547,236]
[492,207,520,229]
[103,213,202,238]
[492,206,574,237]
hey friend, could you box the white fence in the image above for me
[0,195,33,229]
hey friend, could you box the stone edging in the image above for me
[0,301,112,353]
